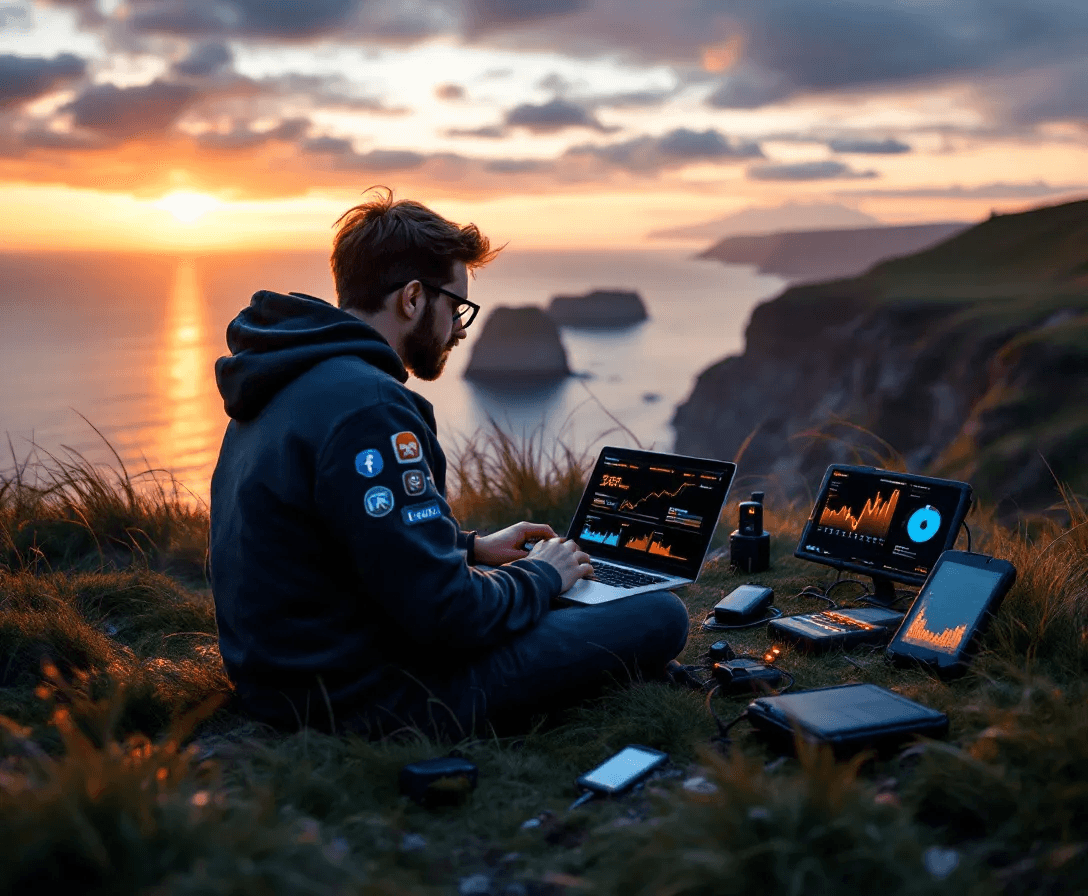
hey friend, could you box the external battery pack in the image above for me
[713,584,774,624]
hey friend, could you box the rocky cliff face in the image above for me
[463,306,571,380]
[673,199,1088,516]
[547,290,647,327]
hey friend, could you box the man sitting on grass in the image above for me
[209,186,690,737]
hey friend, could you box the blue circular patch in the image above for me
[355,449,383,478]
[363,486,394,517]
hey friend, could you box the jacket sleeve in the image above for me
[312,400,561,649]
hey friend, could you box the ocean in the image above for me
[0,248,785,503]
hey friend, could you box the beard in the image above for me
[403,297,455,381]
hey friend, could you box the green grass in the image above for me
[2,428,1088,894]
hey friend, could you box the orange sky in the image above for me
[2,0,1086,251]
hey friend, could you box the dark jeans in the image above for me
[344,589,690,739]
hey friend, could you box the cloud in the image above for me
[464,0,589,35]
[446,124,507,139]
[827,138,911,155]
[0,53,88,110]
[567,127,762,172]
[126,0,362,39]
[747,160,877,181]
[706,67,792,109]
[195,117,310,149]
[505,97,614,133]
[435,83,465,101]
[60,78,198,138]
[172,41,234,77]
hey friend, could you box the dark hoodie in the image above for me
[210,291,562,728]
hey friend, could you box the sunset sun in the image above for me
[156,191,220,223]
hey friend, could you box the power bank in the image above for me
[713,584,774,623]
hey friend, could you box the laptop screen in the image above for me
[795,465,972,586]
[567,448,736,580]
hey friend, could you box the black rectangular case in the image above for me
[746,683,948,757]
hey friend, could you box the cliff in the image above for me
[699,222,968,282]
[547,289,648,327]
[673,198,1088,515]
[463,306,571,380]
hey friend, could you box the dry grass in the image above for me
[1,428,1087,893]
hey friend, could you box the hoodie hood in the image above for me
[215,291,407,421]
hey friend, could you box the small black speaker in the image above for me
[730,491,770,572]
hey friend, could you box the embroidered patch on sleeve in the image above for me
[402,500,441,525]
[354,449,383,478]
[402,469,427,496]
[391,431,422,463]
[363,486,394,517]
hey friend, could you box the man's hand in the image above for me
[474,521,558,566]
[526,537,593,593]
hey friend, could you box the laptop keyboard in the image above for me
[591,561,669,589]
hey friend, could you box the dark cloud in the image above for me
[446,124,507,138]
[465,0,589,34]
[0,53,87,109]
[505,98,613,133]
[748,160,877,181]
[196,116,309,149]
[827,138,911,155]
[567,127,762,171]
[435,83,465,101]
[60,78,197,137]
[706,67,792,109]
[126,0,361,39]
[172,40,234,77]
[485,158,546,173]
[301,134,356,155]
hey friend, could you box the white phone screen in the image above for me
[581,746,664,791]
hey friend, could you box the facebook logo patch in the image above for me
[354,449,383,478]
[402,500,441,525]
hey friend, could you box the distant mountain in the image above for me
[698,222,970,282]
[672,198,1088,517]
[648,202,881,242]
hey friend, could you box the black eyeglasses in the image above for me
[388,280,481,329]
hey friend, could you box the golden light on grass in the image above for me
[155,191,221,223]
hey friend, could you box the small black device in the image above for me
[399,755,479,806]
[886,549,1016,678]
[745,683,949,757]
[795,465,972,605]
[767,606,904,652]
[576,745,669,795]
[713,584,774,624]
[708,639,736,661]
[713,658,783,693]
[730,491,771,573]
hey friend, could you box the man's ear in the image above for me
[396,280,425,322]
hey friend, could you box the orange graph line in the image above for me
[819,488,900,539]
[900,606,967,653]
[625,533,652,551]
[618,481,694,513]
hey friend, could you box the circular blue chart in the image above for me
[907,505,942,543]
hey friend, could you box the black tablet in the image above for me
[746,683,948,757]
[886,550,1016,678]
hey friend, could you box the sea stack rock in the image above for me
[463,306,571,380]
[546,289,648,327]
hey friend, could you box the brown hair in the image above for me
[330,185,500,312]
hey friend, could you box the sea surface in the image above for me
[0,248,785,504]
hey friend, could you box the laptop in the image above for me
[559,447,736,605]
